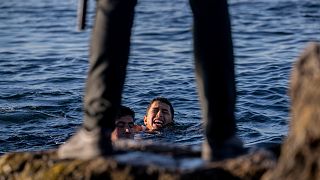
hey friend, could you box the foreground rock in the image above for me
[0,140,276,180]
[1,42,320,180]
[263,42,320,180]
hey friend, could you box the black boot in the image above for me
[58,127,113,160]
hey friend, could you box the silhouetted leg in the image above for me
[189,0,244,161]
[58,0,136,160]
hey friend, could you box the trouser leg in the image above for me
[83,0,137,131]
[189,0,239,160]
[58,0,136,160]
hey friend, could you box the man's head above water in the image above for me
[111,105,135,141]
[144,97,174,131]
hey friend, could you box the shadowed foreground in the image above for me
[1,43,319,179]
[0,141,275,180]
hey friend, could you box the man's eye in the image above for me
[128,122,134,128]
[115,122,125,128]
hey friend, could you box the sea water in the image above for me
[0,0,319,154]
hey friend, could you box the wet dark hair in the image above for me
[116,105,135,121]
[145,97,174,120]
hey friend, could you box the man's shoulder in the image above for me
[133,125,146,132]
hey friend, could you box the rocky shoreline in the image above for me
[0,143,277,180]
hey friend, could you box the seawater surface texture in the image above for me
[0,0,319,154]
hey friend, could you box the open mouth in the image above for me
[153,119,164,127]
[124,133,132,138]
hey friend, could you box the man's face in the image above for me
[111,115,134,141]
[144,101,173,131]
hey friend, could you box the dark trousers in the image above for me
[190,0,237,147]
[83,0,237,153]
[83,0,137,131]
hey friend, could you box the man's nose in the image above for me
[125,127,131,133]
[156,110,163,117]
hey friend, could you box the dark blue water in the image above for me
[0,0,319,154]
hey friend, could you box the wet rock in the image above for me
[263,42,320,180]
[0,142,276,180]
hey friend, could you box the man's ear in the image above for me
[143,115,147,125]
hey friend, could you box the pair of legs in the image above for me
[58,0,243,161]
